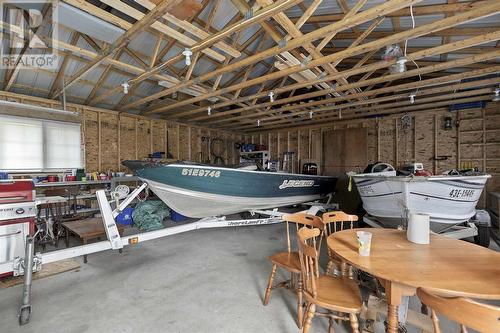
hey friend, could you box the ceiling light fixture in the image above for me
[182,48,193,66]
[121,82,129,94]
[207,106,212,116]
[396,57,407,73]
[493,87,500,102]
[309,111,313,119]
[268,91,275,103]
[409,92,416,104]
[257,119,261,127]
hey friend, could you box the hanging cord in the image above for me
[404,4,422,95]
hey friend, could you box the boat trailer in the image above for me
[2,182,305,325]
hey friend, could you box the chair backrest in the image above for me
[322,211,358,236]
[417,288,500,333]
[281,212,324,253]
[297,227,322,299]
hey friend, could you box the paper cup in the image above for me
[357,231,372,256]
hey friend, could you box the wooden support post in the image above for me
[434,114,438,174]
[135,119,138,160]
[117,114,121,171]
[150,121,153,154]
[98,112,102,172]
[395,118,399,168]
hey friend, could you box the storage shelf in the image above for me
[35,180,110,187]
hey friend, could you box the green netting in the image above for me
[132,200,170,231]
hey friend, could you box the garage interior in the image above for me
[0,0,500,332]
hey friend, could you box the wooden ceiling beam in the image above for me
[231,79,499,129]
[245,94,492,131]
[92,0,305,106]
[139,0,425,113]
[147,4,500,116]
[54,0,184,98]
[133,0,241,58]
[170,34,500,122]
[291,0,493,23]
[98,0,227,62]
[313,27,500,40]
[197,46,500,124]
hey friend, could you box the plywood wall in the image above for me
[0,91,238,172]
[250,103,500,207]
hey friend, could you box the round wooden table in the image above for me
[327,228,500,333]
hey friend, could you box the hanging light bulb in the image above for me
[268,91,275,103]
[493,87,500,102]
[182,48,193,66]
[396,57,407,73]
[257,119,261,127]
[121,81,129,94]
[309,111,313,119]
[207,106,212,116]
[409,92,416,104]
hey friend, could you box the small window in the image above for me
[0,115,83,171]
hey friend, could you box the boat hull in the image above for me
[352,173,490,232]
[128,163,336,218]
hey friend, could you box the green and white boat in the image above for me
[122,161,337,218]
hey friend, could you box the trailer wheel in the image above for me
[474,224,490,248]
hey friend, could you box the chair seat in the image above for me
[268,251,301,273]
[305,275,362,313]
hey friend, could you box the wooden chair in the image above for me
[322,211,358,276]
[297,227,362,333]
[263,212,324,328]
[417,288,500,333]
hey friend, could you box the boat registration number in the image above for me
[449,189,475,198]
[181,168,221,178]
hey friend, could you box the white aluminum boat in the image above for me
[352,171,491,232]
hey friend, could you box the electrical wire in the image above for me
[403,4,422,96]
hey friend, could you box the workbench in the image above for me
[62,218,125,263]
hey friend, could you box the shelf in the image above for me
[240,150,269,154]
[35,180,110,187]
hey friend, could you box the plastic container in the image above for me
[171,210,188,222]
[116,207,134,225]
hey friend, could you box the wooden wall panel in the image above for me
[119,116,136,172]
[167,123,178,159]
[99,113,119,172]
[178,125,190,160]
[152,120,166,154]
[136,119,151,159]
[378,118,396,166]
[250,105,500,207]
[84,111,99,172]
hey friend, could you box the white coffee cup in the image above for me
[357,231,372,256]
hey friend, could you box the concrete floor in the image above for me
[0,223,498,333]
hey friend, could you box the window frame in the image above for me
[0,115,84,173]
